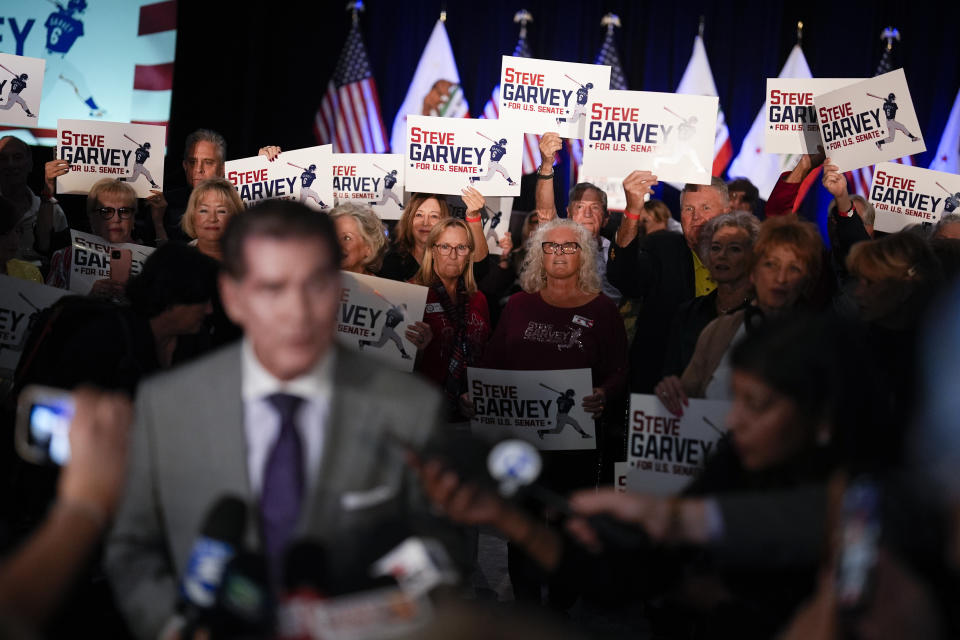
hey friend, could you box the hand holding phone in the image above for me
[109,248,133,283]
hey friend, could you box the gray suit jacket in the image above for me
[104,343,443,640]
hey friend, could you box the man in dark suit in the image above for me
[607,171,730,393]
[105,200,443,639]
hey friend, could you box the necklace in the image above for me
[717,296,750,315]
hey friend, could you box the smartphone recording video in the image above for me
[15,385,75,465]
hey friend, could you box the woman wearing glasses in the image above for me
[410,217,491,420]
[484,218,628,489]
[46,179,138,297]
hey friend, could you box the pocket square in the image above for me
[340,485,398,510]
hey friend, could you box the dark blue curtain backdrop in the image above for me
[169,0,960,224]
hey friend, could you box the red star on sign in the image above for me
[755,147,762,154]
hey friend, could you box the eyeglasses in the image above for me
[434,243,470,256]
[541,241,581,255]
[95,206,135,220]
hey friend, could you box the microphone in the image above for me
[370,536,459,597]
[207,551,274,640]
[487,439,650,551]
[178,495,248,631]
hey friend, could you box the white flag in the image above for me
[727,45,812,199]
[389,20,469,157]
[930,87,960,175]
[674,35,732,180]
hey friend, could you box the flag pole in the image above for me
[345,0,363,26]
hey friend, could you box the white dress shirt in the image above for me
[240,339,334,497]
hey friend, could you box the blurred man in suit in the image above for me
[105,200,443,639]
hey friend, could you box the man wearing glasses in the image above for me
[46,179,140,299]
[533,132,622,304]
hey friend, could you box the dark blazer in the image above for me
[606,230,695,393]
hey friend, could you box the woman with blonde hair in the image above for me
[329,203,387,274]
[408,217,491,419]
[180,178,244,261]
[484,218,628,483]
[380,189,489,281]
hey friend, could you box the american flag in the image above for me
[847,34,913,194]
[314,21,388,153]
[569,22,628,180]
[480,21,540,174]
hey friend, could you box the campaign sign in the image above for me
[578,175,626,210]
[814,68,925,172]
[498,56,611,141]
[765,78,859,154]
[337,271,428,373]
[0,276,67,381]
[56,120,165,198]
[225,145,333,211]
[405,115,522,197]
[0,53,45,128]
[868,162,960,233]
[467,367,595,451]
[626,394,730,496]
[581,90,718,185]
[331,154,404,220]
[66,230,154,295]
[481,207,508,256]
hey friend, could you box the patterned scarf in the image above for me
[432,276,470,416]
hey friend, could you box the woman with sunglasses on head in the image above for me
[408,218,492,421]
[46,179,139,299]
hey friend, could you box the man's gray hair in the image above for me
[681,176,729,206]
[183,128,227,163]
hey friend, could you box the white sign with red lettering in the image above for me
[814,69,925,172]
[765,78,859,154]
[581,90,718,185]
[331,153,405,220]
[405,115,522,197]
[627,394,730,496]
[868,162,960,233]
[225,145,333,210]
[0,53,45,128]
[56,119,166,197]
[498,56,611,140]
[468,367,595,451]
[65,229,154,295]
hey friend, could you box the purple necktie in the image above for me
[260,393,305,579]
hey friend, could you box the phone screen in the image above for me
[29,399,73,465]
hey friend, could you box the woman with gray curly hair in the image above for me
[329,203,388,274]
[482,218,627,487]
[662,211,761,376]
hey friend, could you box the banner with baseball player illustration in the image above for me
[813,68,925,172]
[764,78,859,154]
[467,367,595,451]
[55,119,165,197]
[331,153,404,220]
[867,162,960,233]
[65,229,154,295]
[225,145,333,211]
[0,53,45,127]
[626,394,730,496]
[0,275,67,386]
[337,271,428,373]
[497,56,611,141]
[405,115,523,197]
[580,89,718,185]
